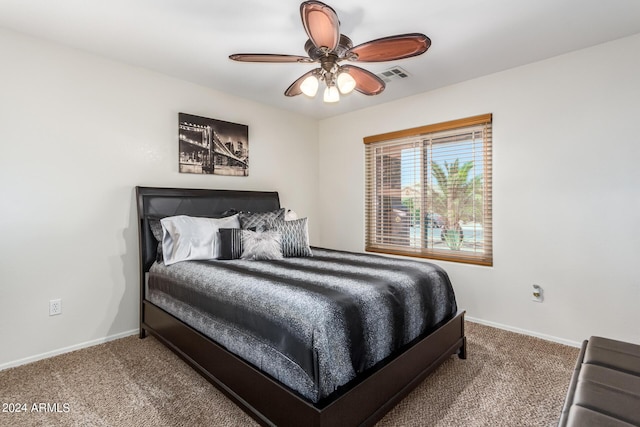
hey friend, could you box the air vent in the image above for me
[376,66,410,83]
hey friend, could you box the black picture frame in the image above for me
[178,113,249,176]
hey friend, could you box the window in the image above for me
[364,114,492,266]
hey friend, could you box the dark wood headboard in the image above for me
[135,186,280,273]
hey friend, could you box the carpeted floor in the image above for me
[0,322,578,426]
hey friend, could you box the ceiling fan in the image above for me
[229,1,431,103]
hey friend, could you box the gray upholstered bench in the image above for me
[558,336,640,426]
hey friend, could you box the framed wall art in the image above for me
[178,113,249,176]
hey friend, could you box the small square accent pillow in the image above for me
[240,230,283,260]
[268,217,312,258]
[218,228,244,260]
[239,208,285,231]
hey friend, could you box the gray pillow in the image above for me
[148,217,165,262]
[239,208,285,231]
[269,217,312,257]
[240,230,283,260]
[218,228,243,260]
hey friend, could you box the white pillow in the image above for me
[284,209,298,221]
[161,214,240,265]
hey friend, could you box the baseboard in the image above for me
[466,316,582,348]
[0,329,139,372]
[0,320,581,372]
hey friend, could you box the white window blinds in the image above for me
[364,114,493,266]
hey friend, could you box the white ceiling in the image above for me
[2,0,640,119]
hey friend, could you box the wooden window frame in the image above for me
[364,114,493,266]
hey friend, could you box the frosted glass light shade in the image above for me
[300,75,319,97]
[323,86,340,103]
[337,72,356,94]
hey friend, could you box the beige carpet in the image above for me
[0,322,578,426]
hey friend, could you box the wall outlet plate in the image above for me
[49,299,62,316]
[531,285,543,303]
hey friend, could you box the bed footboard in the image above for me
[141,300,465,427]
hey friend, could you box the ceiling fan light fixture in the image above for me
[323,85,340,103]
[300,74,319,97]
[230,2,430,103]
[336,71,356,94]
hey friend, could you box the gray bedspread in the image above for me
[147,247,457,403]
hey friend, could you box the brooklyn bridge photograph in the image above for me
[178,113,249,176]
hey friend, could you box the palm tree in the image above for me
[430,159,483,250]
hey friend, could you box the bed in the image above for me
[136,186,466,426]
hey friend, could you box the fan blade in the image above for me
[285,69,320,97]
[300,1,340,51]
[347,33,431,62]
[341,65,385,96]
[229,54,312,63]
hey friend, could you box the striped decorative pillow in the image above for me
[269,217,312,258]
[218,228,244,260]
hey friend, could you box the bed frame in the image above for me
[136,186,467,427]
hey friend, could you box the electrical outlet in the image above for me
[531,285,543,303]
[49,299,62,316]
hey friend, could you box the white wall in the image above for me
[2,26,639,370]
[0,28,319,368]
[318,34,640,345]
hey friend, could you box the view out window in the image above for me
[364,114,493,266]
